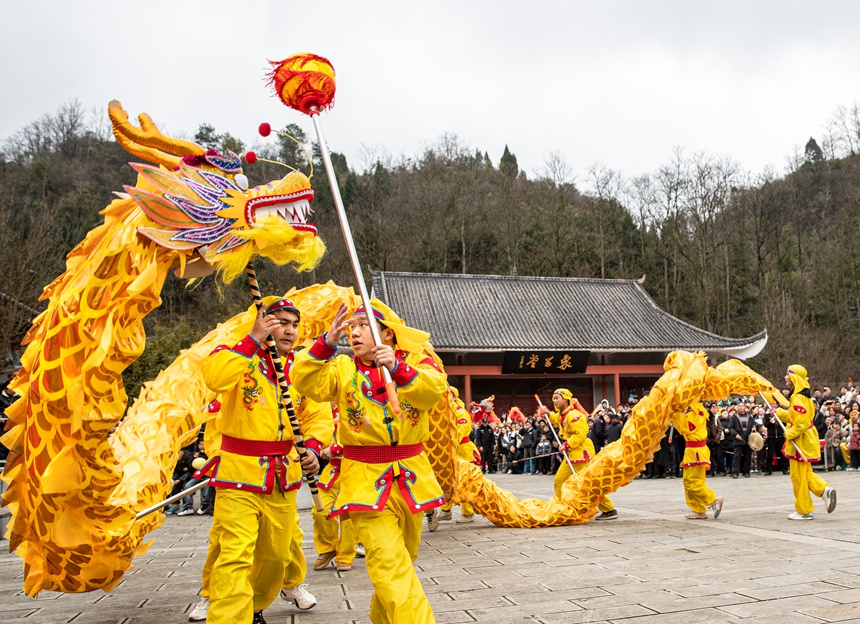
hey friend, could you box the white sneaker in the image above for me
[455,513,475,524]
[822,486,837,513]
[788,512,814,521]
[177,509,195,516]
[280,583,317,610]
[437,509,452,521]
[188,596,209,621]
[355,544,365,558]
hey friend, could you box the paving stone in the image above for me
[801,601,860,622]
[3,472,860,623]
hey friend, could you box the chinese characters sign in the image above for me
[502,351,590,374]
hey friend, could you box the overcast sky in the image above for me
[2,1,858,184]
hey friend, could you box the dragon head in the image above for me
[109,101,325,283]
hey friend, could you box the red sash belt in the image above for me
[460,436,471,445]
[686,440,707,448]
[343,443,424,463]
[221,434,293,456]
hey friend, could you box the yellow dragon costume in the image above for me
[0,102,326,595]
[0,105,781,597]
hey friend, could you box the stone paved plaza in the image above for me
[3,470,860,623]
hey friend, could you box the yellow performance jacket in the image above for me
[198,335,332,493]
[293,336,448,517]
[777,390,821,462]
[672,403,711,468]
[550,405,595,464]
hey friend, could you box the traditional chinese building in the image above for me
[371,272,767,414]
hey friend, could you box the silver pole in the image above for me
[135,478,211,521]
[308,107,399,411]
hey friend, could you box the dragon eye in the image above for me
[234,174,249,191]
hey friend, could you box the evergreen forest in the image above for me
[2,100,860,398]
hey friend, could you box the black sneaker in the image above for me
[253,610,267,624]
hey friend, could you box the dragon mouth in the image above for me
[245,190,317,234]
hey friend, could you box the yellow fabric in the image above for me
[789,460,828,515]
[556,405,596,463]
[311,481,358,565]
[202,340,295,489]
[201,502,307,596]
[681,465,716,513]
[282,516,308,589]
[354,298,430,355]
[672,403,711,467]
[351,487,436,624]
[208,488,297,624]
[200,516,220,598]
[776,389,821,461]
[292,348,447,513]
[841,441,851,465]
[553,460,614,513]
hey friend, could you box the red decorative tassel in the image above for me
[259,123,271,137]
[244,151,257,164]
[267,53,336,115]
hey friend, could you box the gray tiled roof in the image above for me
[371,272,767,354]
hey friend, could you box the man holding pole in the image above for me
[198,298,320,624]
[767,365,836,521]
[293,299,447,624]
[539,389,617,520]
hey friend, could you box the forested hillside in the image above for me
[2,100,860,396]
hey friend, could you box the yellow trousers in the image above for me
[351,486,436,624]
[553,460,614,513]
[840,442,851,465]
[208,488,297,624]
[312,482,358,566]
[681,465,716,513]
[440,500,474,515]
[201,500,306,597]
[790,460,828,515]
[282,515,308,589]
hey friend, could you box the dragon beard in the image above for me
[214,216,326,284]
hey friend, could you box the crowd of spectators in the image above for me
[469,383,860,478]
[470,395,637,475]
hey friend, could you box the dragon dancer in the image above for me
[773,364,837,520]
[541,389,617,520]
[293,299,447,624]
[672,403,723,520]
[197,298,320,624]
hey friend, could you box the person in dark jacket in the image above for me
[729,403,755,478]
[475,419,496,474]
[763,404,788,475]
[706,403,725,477]
[520,420,538,474]
[604,415,623,446]
[589,404,608,452]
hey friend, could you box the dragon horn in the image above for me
[108,101,204,168]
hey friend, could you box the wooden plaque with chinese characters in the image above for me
[501,351,590,375]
